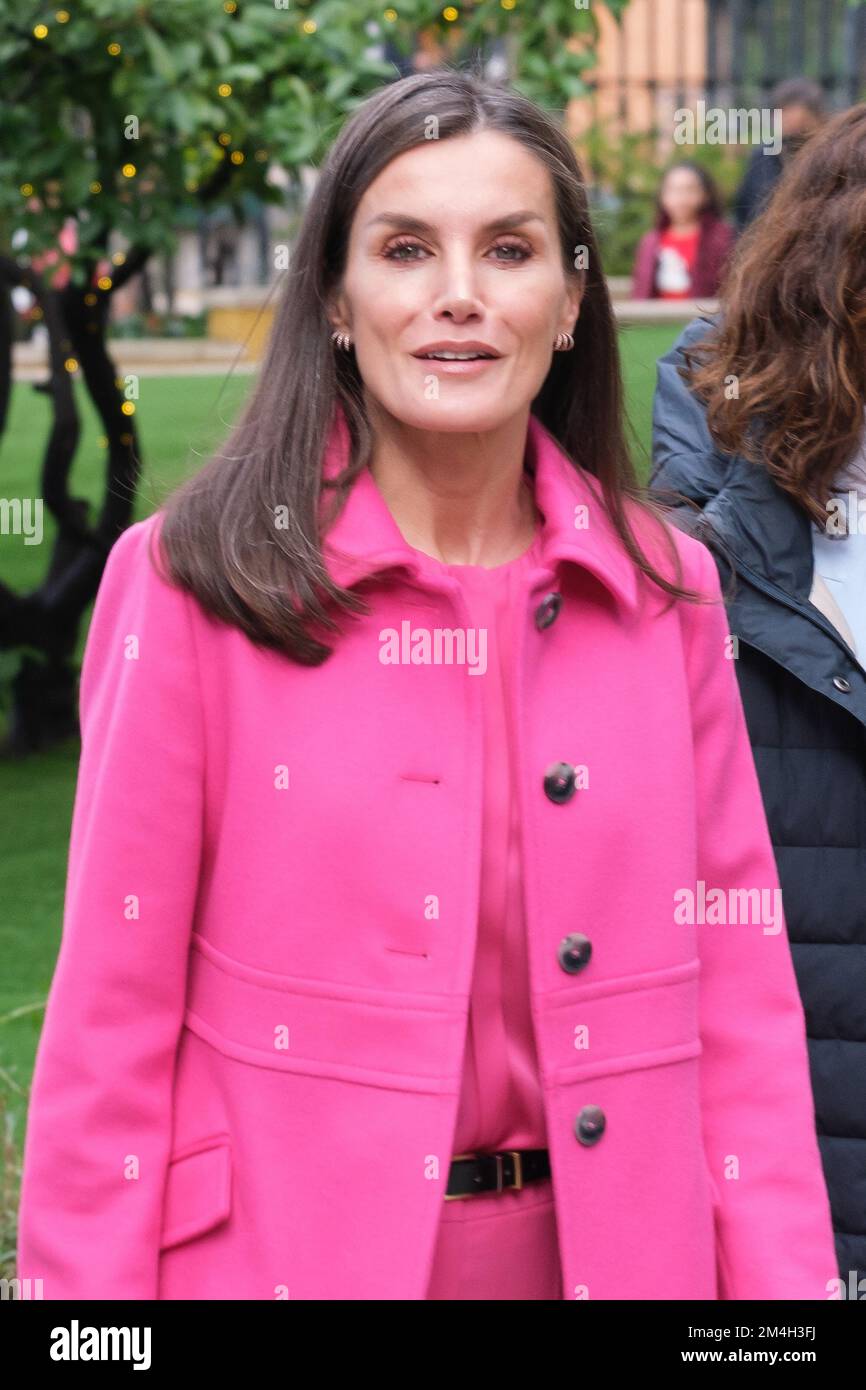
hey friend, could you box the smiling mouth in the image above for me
[413,351,500,361]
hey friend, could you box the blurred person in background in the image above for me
[732,76,825,231]
[631,160,734,300]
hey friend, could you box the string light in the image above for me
[121,401,135,416]
[33,24,48,39]
[64,357,78,373]
[443,6,459,20]
[20,183,34,196]
[301,18,317,33]
[230,150,244,164]
[97,275,112,290]
[55,9,70,20]
[107,42,121,55]
[121,163,136,177]
[218,83,232,97]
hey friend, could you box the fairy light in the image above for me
[111,252,126,265]
[20,183,34,196]
[230,150,244,164]
[89,181,102,194]
[64,357,78,373]
[97,275,112,290]
[84,293,98,305]
[218,83,232,97]
[224,1,237,10]
[107,42,121,55]
[384,7,398,19]
[55,9,70,20]
[121,163,136,177]
[443,6,459,20]
[218,132,231,146]
[33,24,48,39]
[121,401,135,416]
[301,18,317,33]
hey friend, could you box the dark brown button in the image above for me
[574,1105,606,1146]
[544,762,576,804]
[557,934,592,974]
[534,592,562,630]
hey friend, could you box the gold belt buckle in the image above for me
[506,1149,524,1192]
[444,1149,524,1200]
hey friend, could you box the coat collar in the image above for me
[319,408,640,613]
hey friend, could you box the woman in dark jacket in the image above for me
[649,104,866,1294]
[632,160,734,300]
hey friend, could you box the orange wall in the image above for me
[567,0,708,142]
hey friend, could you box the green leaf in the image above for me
[141,25,178,82]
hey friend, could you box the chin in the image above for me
[387,398,517,436]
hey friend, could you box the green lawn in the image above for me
[0,319,689,1270]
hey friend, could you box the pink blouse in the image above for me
[414,528,549,1155]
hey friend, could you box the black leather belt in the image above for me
[444,1148,551,1200]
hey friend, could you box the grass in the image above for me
[0,319,689,1275]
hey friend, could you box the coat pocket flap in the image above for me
[159,1134,232,1251]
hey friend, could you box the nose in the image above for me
[430,250,483,320]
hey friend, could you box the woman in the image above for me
[632,160,734,300]
[650,103,866,1294]
[16,70,836,1301]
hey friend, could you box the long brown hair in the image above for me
[682,102,866,531]
[158,68,705,666]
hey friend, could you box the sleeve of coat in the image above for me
[649,315,731,506]
[16,513,204,1300]
[682,540,839,1300]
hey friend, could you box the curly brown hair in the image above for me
[683,102,866,532]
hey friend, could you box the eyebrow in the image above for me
[364,210,546,236]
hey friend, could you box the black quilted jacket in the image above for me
[649,314,866,1287]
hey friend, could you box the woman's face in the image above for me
[660,167,706,224]
[329,129,583,435]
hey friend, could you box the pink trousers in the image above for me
[425,1176,563,1300]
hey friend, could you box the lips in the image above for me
[412,343,502,361]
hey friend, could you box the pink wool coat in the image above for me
[17,410,838,1300]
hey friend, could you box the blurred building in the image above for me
[570,0,865,145]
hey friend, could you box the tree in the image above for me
[0,0,624,754]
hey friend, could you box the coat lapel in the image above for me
[319,407,640,616]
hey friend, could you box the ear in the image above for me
[326,289,349,337]
[559,274,584,337]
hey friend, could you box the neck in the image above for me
[669,216,701,233]
[366,401,540,567]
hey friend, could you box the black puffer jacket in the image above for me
[650,314,866,1289]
